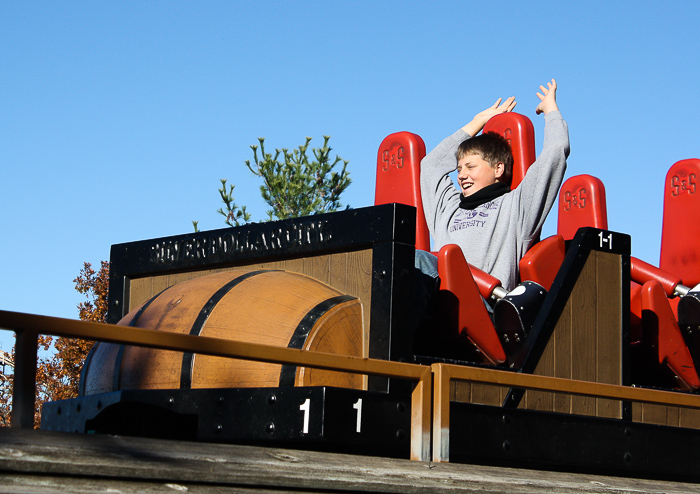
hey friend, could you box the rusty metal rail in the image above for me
[0,309,432,461]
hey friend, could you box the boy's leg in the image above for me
[414,250,440,319]
[415,249,438,278]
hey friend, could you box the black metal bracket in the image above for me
[42,387,412,458]
[450,401,700,481]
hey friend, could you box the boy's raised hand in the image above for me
[462,96,517,136]
[536,79,559,115]
[475,96,517,124]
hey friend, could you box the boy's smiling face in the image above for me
[456,154,504,197]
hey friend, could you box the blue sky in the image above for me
[2,1,699,352]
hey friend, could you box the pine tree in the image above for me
[212,136,351,227]
[249,136,351,220]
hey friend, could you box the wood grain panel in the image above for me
[595,251,623,418]
[525,337,555,411]
[633,402,700,428]
[680,408,700,429]
[571,253,598,417]
[523,252,623,416]
[466,383,503,406]
[128,249,373,359]
[553,299,573,413]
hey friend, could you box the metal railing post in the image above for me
[431,364,451,463]
[410,366,432,461]
[11,330,37,428]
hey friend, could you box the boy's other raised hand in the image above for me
[462,96,517,136]
[536,79,559,115]
[476,96,517,124]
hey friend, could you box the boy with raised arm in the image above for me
[418,79,569,294]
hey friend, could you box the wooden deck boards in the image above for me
[1,428,698,493]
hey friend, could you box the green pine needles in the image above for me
[217,178,252,227]
[214,135,351,228]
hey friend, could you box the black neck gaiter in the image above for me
[459,182,510,210]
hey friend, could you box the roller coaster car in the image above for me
[557,172,700,390]
[38,123,700,474]
[375,117,700,389]
[375,113,565,366]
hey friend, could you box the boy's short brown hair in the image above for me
[457,131,514,186]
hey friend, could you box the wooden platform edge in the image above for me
[1,428,699,493]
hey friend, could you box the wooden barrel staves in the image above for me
[80,270,364,396]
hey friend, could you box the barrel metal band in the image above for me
[180,270,275,389]
[104,285,176,394]
[279,294,358,387]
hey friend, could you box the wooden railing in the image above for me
[431,363,700,462]
[0,310,432,461]
[4,308,700,464]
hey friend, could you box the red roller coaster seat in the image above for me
[518,235,566,292]
[630,169,700,388]
[641,280,700,389]
[557,174,608,241]
[436,244,505,364]
[660,159,700,288]
[375,132,430,252]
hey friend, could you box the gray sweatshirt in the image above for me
[420,111,570,291]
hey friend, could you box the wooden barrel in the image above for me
[80,270,364,396]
